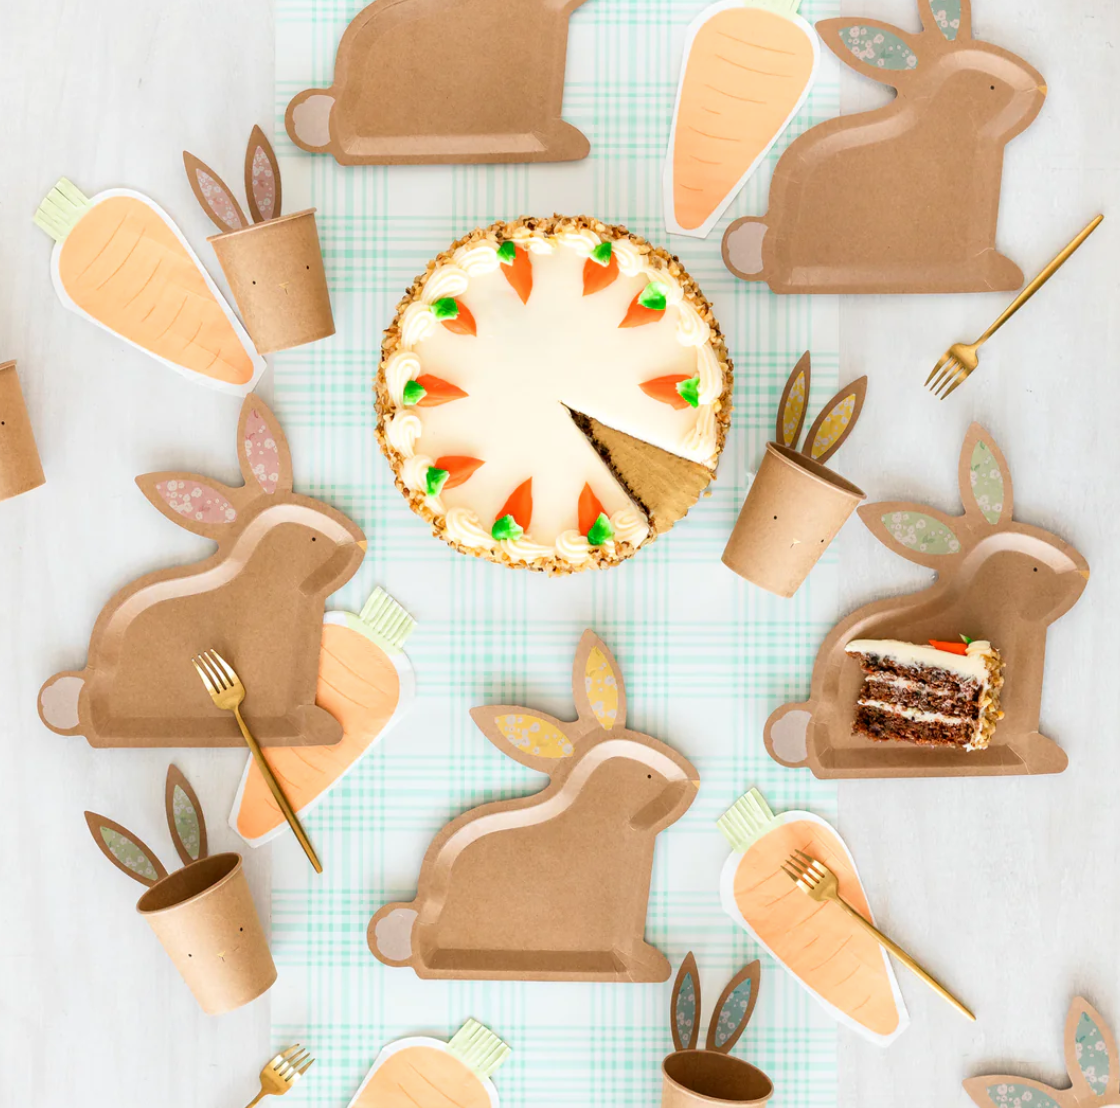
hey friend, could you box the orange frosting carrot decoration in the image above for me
[578,484,607,535]
[431,297,478,336]
[498,242,533,304]
[409,375,468,407]
[640,375,701,410]
[619,282,668,328]
[32,179,264,392]
[491,479,533,540]
[434,456,485,490]
[583,242,620,296]
[929,640,969,655]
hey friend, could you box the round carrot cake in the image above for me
[376,216,733,572]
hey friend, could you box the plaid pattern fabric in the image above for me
[273,1,841,1104]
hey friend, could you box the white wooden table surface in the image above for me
[1,2,1116,1106]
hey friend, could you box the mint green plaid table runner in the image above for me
[273,1,841,1103]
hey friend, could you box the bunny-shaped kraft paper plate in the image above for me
[661,954,774,1107]
[184,126,334,353]
[765,423,1089,779]
[85,766,277,1015]
[721,0,1048,294]
[965,996,1119,1108]
[722,352,866,597]
[38,395,366,748]
[367,630,699,981]
[717,789,908,1046]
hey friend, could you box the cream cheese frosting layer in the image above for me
[376,218,731,567]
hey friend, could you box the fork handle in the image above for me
[977,215,1103,347]
[243,1091,268,1108]
[832,897,975,1021]
[234,706,323,874]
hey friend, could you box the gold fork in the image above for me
[782,848,975,1021]
[243,1044,314,1107]
[192,649,322,873]
[927,214,1103,399]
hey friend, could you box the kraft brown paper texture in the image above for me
[367,631,699,981]
[0,360,46,502]
[37,394,365,747]
[662,1054,773,1108]
[720,0,1047,294]
[722,443,864,598]
[210,210,334,354]
[764,423,1090,779]
[137,853,276,1015]
[285,0,590,165]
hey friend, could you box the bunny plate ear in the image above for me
[183,152,248,234]
[959,423,1014,527]
[816,19,924,88]
[776,352,811,449]
[963,1075,1063,1108]
[859,501,964,569]
[136,472,241,541]
[919,0,971,41]
[707,961,761,1053]
[671,952,701,1052]
[470,706,581,773]
[803,376,866,465]
[572,630,627,731]
[165,766,208,867]
[244,125,282,224]
[238,395,293,495]
[1065,997,1117,1100]
[85,812,168,888]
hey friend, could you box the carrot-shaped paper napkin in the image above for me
[33,178,265,393]
[717,788,909,1045]
[664,0,819,238]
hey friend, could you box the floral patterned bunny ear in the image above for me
[165,765,208,867]
[919,0,972,41]
[237,395,293,495]
[84,813,168,888]
[469,705,581,774]
[183,151,248,234]
[959,423,1014,527]
[776,352,811,449]
[572,630,628,731]
[671,952,701,1052]
[706,961,761,1053]
[803,376,867,465]
[244,125,282,224]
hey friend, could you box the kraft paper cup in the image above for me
[722,442,865,598]
[0,360,46,503]
[662,1052,774,1107]
[210,209,335,354]
[136,852,276,1015]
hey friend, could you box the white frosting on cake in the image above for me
[383,229,726,558]
[845,639,993,682]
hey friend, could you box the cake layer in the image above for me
[853,706,977,748]
[861,675,980,719]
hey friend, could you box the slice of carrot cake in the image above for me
[844,638,1004,751]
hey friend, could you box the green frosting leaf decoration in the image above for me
[587,513,615,546]
[402,379,427,406]
[426,467,450,497]
[491,514,524,542]
[969,441,1004,524]
[676,377,701,408]
[497,241,517,265]
[839,25,918,70]
[431,297,460,321]
[882,511,961,555]
[100,828,158,883]
[960,634,973,645]
[590,241,613,266]
[638,282,668,312]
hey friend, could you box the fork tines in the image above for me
[192,649,237,694]
[272,1043,314,1081]
[781,848,825,889]
[926,356,967,399]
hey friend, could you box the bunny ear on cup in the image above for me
[165,766,208,867]
[244,125,282,224]
[183,152,248,234]
[671,952,701,1052]
[803,376,866,466]
[776,352,811,449]
[85,813,168,887]
[706,961,761,1053]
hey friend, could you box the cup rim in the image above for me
[209,208,317,243]
[135,852,242,916]
[661,1050,775,1105]
[764,441,865,501]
